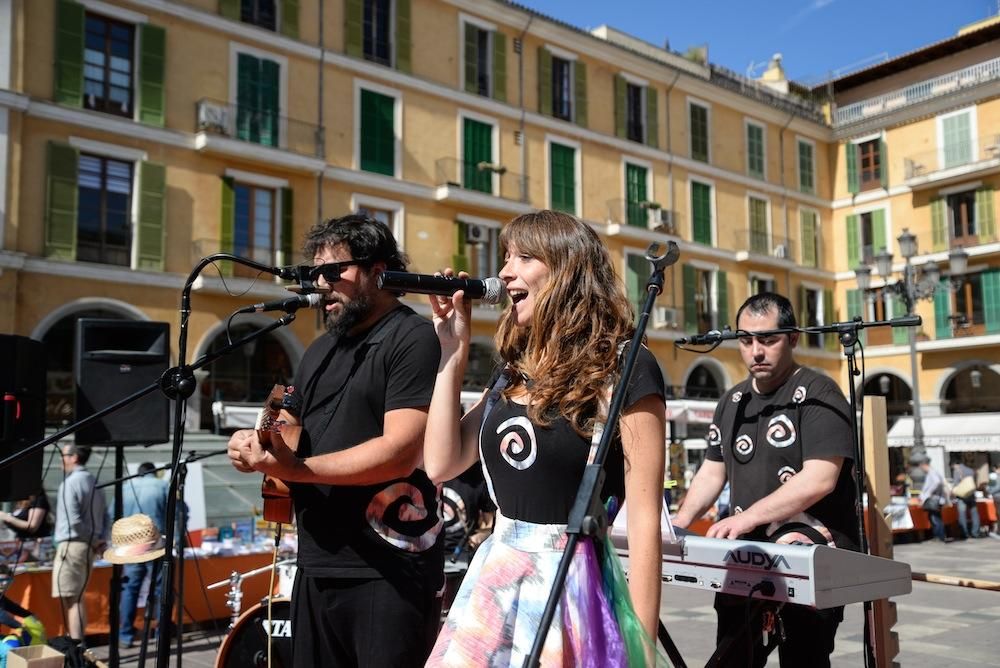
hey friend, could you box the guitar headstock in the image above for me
[256,384,288,435]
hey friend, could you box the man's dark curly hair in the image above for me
[302,214,408,272]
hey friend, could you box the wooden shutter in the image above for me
[823,289,837,351]
[846,143,859,194]
[931,197,947,251]
[845,214,859,269]
[463,23,478,94]
[395,0,412,73]
[493,31,507,102]
[550,143,574,213]
[573,60,587,127]
[933,282,951,339]
[645,86,658,148]
[138,24,166,127]
[280,187,294,265]
[982,269,1000,334]
[537,47,551,115]
[136,161,166,271]
[846,288,865,344]
[626,254,646,309]
[625,164,646,227]
[891,296,908,345]
[280,0,299,39]
[871,208,887,255]
[219,0,240,20]
[452,223,469,273]
[801,210,816,267]
[344,0,363,58]
[220,176,235,277]
[360,90,394,176]
[613,75,626,138]
[976,187,996,244]
[716,271,728,330]
[692,182,711,244]
[45,142,79,259]
[55,0,85,107]
[463,119,492,193]
[879,138,888,189]
[682,265,697,333]
[236,53,259,142]
[259,59,280,147]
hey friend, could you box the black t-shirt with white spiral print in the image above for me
[704,366,860,550]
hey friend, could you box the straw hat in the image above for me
[104,514,165,564]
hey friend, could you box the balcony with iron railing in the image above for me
[833,56,1000,127]
[604,198,679,234]
[903,133,1000,185]
[195,98,323,160]
[732,228,796,262]
[434,157,528,205]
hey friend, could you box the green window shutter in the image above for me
[537,47,552,115]
[220,176,235,277]
[798,141,814,194]
[691,181,712,244]
[823,289,837,351]
[280,0,299,39]
[645,86,658,148]
[45,142,79,260]
[463,118,492,193]
[797,286,808,337]
[345,0,363,58]
[976,187,996,244]
[452,223,469,273]
[846,143,859,194]
[800,210,816,267]
[219,0,240,20]
[613,75,626,139]
[280,187,294,265]
[550,143,575,213]
[747,124,764,179]
[891,296,908,345]
[259,59,280,147]
[463,23,478,94]
[395,0,411,73]
[492,31,507,103]
[845,214,859,269]
[879,138,888,189]
[682,265,697,333]
[625,254,646,311]
[625,164,647,227]
[136,161,166,271]
[846,289,865,345]
[934,281,952,339]
[871,208,887,255]
[749,198,768,254]
[55,0,85,107]
[716,271,728,330]
[236,53,260,143]
[138,24,166,127]
[983,269,1000,334]
[690,104,708,162]
[930,197,947,251]
[360,89,395,176]
[573,60,587,128]
[942,113,971,168]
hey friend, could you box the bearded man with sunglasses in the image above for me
[228,215,443,667]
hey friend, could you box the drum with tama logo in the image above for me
[215,598,293,668]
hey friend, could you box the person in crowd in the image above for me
[227,215,443,666]
[950,461,981,539]
[0,489,52,541]
[914,454,949,542]
[423,210,666,665]
[986,465,1000,539]
[674,292,860,667]
[115,462,169,648]
[52,444,108,643]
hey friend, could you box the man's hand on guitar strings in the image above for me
[232,427,300,479]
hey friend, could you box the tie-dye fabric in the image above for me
[427,513,627,667]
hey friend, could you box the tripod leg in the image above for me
[137,560,161,668]
[657,618,688,668]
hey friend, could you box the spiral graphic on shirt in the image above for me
[440,486,468,538]
[707,424,722,448]
[497,416,537,470]
[733,434,755,463]
[365,481,442,552]
[766,414,796,448]
[731,391,743,403]
[792,385,807,404]
[777,466,797,484]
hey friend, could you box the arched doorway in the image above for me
[684,364,723,399]
[942,366,1000,414]
[862,373,912,429]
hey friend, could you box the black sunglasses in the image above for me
[308,260,369,283]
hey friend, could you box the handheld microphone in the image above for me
[238,293,323,314]
[676,328,738,346]
[377,272,507,305]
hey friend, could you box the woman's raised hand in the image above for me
[429,268,473,356]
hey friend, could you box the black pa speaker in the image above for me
[0,335,45,501]
[74,319,171,445]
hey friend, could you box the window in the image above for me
[624,252,648,312]
[240,0,276,30]
[800,209,819,267]
[801,287,822,348]
[689,101,709,162]
[846,209,886,269]
[932,187,995,251]
[357,205,393,228]
[454,220,501,279]
[549,141,576,214]
[941,110,973,169]
[798,139,815,194]
[462,21,505,101]
[683,265,727,334]
[626,83,645,143]
[76,153,133,266]
[363,0,392,66]
[83,14,134,117]
[353,193,403,245]
[948,190,978,246]
[746,121,764,179]
[462,118,494,194]
[750,275,775,295]
[859,211,876,264]
[551,56,573,121]
[748,196,769,254]
[232,183,276,277]
[937,269,1000,337]
[858,139,882,191]
[344,0,409,71]
[691,180,712,245]
[614,75,657,147]
[953,273,984,332]
[360,88,396,176]
[236,53,280,147]
[625,163,648,227]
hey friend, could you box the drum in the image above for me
[215,598,293,668]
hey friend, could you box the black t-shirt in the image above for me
[705,366,859,550]
[480,346,664,524]
[290,306,443,585]
[7,493,52,540]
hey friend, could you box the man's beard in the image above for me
[325,294,373,337]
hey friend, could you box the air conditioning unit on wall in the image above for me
[465,223,491,244]
[652,305,679,329]
[648,209,676,234]
[772,243,788,259]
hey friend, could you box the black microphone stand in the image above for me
[524,241,682,668]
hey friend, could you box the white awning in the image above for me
[886,414,1000,452]
[665,399,717,425]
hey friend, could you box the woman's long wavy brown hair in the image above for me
[496,210,635,437]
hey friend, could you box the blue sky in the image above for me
[519,0,995,84]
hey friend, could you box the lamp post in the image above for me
[853,228,968,464]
